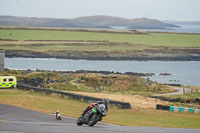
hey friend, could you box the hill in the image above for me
[0,15,178,29]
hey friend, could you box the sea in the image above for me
[111,24,200,34]
[5,58,200,86]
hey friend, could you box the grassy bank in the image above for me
[0,89,200,128]
[1,70,173,96]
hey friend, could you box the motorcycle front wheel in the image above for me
[88,114,99,127]
[76,117,83,126]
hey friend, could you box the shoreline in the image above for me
[5,68,156,77]
[5,50,200,61]
[6,55,200,61]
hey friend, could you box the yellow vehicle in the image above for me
[0,76,17,88]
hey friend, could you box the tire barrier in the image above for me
[156,104,200,114]
[17,83,131,109]
[156,104,169,111]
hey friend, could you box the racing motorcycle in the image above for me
[56,113,61,120]
[76,104,107,127]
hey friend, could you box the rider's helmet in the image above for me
[102,98,109,106]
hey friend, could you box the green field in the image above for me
[1,29,200,47]
[0,89,200,128]
[0,28,200,60]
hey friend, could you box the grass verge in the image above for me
[0,89,200,128]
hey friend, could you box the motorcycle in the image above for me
[56,113,61,120]
[76,104,107,127]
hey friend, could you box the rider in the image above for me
[80,98,109,118]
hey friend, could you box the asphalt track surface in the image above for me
[0,104,200,133]
[154,87,191,96]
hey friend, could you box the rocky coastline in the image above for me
[5,50,200,61]
[16,69,155,77]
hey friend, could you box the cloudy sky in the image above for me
[0,0,200,21]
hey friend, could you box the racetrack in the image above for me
[0,104,199,133]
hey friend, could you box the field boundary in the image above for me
[0,26,148,35]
